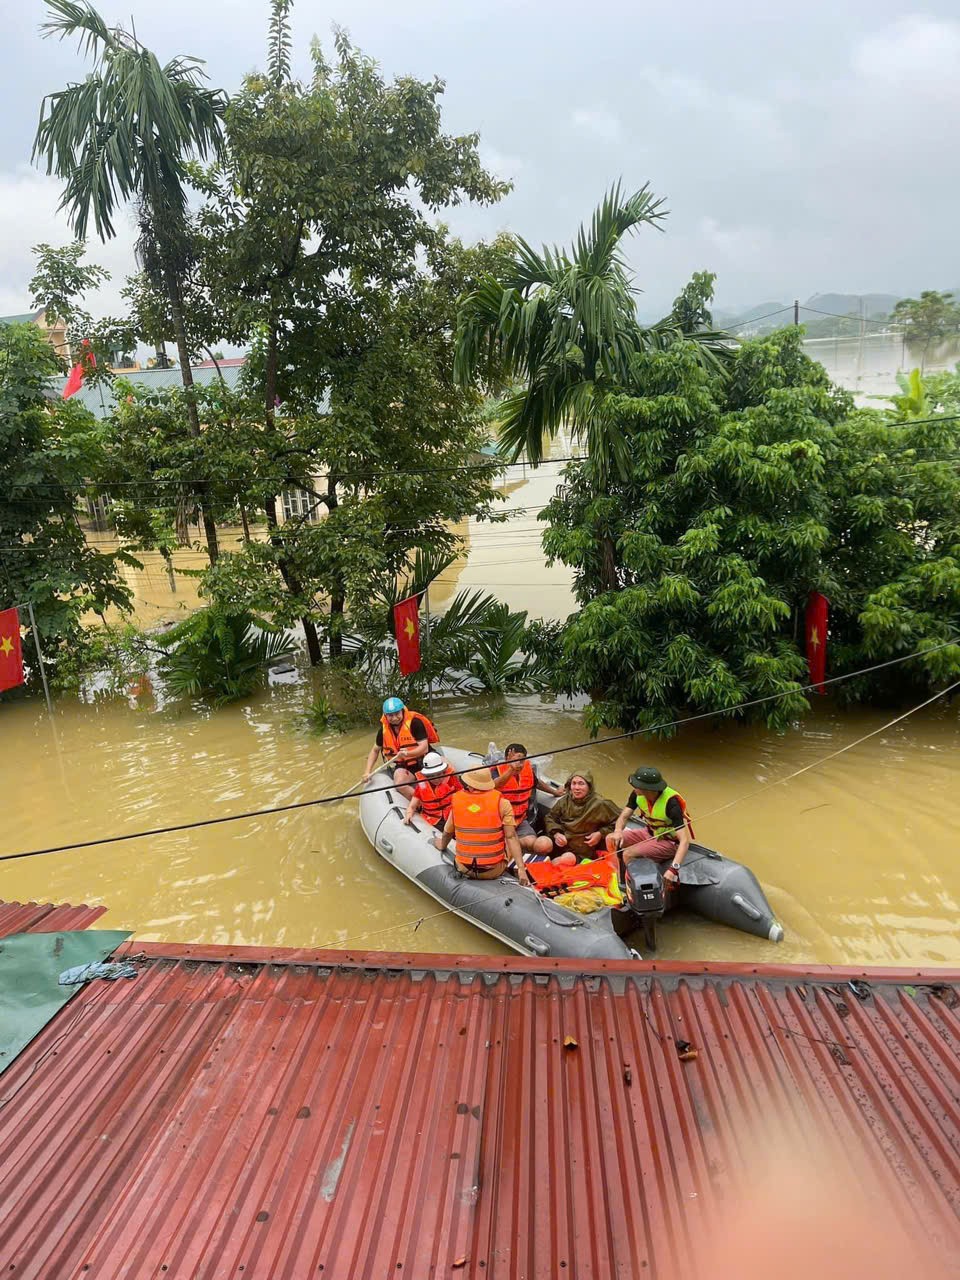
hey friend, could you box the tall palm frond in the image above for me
[455,183,667,474]
[34,0,225,239]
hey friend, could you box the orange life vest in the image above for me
[451,789,507,867]
[527,854,621,902]
[379,709,440,759]
[494,759,536,823]
[413,769,461,825]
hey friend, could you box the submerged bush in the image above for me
[156,604,295,705]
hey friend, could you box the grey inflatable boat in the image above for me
[359,747,784,961]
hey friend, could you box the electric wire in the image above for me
[2,638,956,865]
[697,678,960,822]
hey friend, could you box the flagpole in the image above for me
[423,586,435,719]
[26,602,54,718]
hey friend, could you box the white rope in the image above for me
[698,678,960,823]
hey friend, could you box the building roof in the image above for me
[0,310,43,327]
[53,359,247,418]
[0,897,106,937]
[1,941,957,1277]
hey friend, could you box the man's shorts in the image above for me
[516,819,536,839]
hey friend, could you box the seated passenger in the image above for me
[492,742,563,859]
[362,697,440,797]
[403,752,462,831]
[542,771,621,867]
[435,768,530,885]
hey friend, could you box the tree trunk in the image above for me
[325,477,345,660]
[263,325,322,666]
[239,503,251,543]
[600,535,619,593]
[161,260,219,564]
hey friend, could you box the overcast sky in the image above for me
[3,1,959,322]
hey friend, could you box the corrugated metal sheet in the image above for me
[52,361,246,418]
[0,898,106,937]
[1,945,958,1279]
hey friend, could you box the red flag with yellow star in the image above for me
[0,607,25,692]
[805,591,829,694]
[393,595,421,676]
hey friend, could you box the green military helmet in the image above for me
[628,765,667,793]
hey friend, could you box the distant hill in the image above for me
[714,292,906,338]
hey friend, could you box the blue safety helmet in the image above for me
[382,697,405,715]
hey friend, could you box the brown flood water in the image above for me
[3,464,959,966]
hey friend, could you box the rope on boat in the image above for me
[318,906,455,951]
[1,642,957,864]
[697,677,960,822]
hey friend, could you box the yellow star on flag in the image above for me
[404,617,416,639]
[0,635,13,657]
[809,626,820,651]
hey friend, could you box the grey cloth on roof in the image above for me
[58,961,138,986]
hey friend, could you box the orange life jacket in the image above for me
[379,709,440,759]
[451,789,507,867]
[413,769,461,824]
[527,854,621,902]
[494,759,536,823]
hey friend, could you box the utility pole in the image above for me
[793,298,800,326]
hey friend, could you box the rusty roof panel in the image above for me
[0,897,106,937]
[0,948,957,1278]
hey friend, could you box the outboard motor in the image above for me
[612,855,666,952]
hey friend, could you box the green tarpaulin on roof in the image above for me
[0,930,131,1076]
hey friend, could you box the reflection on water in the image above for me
[3,471,957,966]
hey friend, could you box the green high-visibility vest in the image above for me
[633,786,688,838]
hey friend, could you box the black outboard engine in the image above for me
[612,856,666,952]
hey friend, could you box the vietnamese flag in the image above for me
[393,595,421,676]
[805,591,829,694]
[0,608,25,692]
[62,340,96,399]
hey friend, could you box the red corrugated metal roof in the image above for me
[0,898,106,937]
[1,944,957,1278]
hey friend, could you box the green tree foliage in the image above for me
[0,321,133,687]
[824,378,960,699]
[34,0,227,562]
[540,330,844,734]
[455,185,731,479]
[187,14,510,662]
[156,603,294,704]
[537,330,960,734]
[344,548,550,702]
[29,241,135,374]
[891,291,960,364]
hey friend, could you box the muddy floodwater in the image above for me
[4,462,959,967]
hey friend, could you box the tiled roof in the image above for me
[1,942,957,1278]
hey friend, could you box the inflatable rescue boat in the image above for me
[359,747,784,961]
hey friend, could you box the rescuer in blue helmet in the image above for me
[362,697,441,797]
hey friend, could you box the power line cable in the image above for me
[7,411,960,506]
[698,677,960,822]
[2,639,955,865]
[5,457,583,494]
[723,305,794,331]
[799,305,905,332]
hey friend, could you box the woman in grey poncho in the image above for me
[543,771,621,865]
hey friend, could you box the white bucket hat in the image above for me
[420,752,448,777]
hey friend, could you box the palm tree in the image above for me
[455,183,730,484]
[33,0,226,562]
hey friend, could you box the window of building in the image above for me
[281,488,320,522]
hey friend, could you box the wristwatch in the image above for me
[669,863,681,872]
